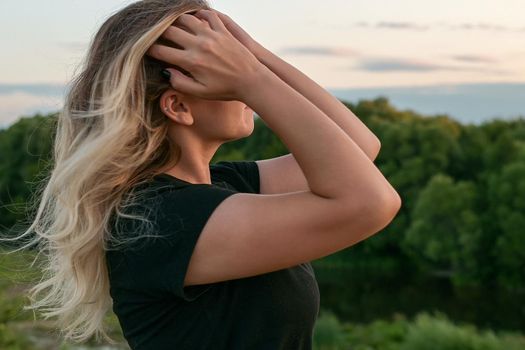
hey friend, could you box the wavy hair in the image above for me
[0,0,212,345]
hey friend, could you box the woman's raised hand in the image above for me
[194,8,265,58]
[146,9,264,101]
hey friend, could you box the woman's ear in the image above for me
[160,90,194,126]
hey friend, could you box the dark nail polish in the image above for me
[161,69,171,81]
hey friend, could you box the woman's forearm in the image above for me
[240,63,396,204]
[254,46,381,161]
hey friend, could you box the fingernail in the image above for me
[161,69,171,81]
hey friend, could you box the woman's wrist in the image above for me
[237,63,276,106]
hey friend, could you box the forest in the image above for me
[1,96,524,349]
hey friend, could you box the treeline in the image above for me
[1,97,524,291]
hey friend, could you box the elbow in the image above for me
[353,190,401,238]
[374,137,381,150]
[379,190,402,222]
[368,138,381,161]
[389,192,402,214]
[363,186,401,224]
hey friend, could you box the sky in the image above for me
[0,0,524,128]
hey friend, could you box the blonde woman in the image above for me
[4,0,401,349]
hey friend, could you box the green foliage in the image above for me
[313,311,525,350]
[0,113,56,230]
[0,248,129,349]
[313,309,349,349]
[401,174,484,285]
[486,161,525,289]
[341,314,408,350]
[401,312,525,350]
[0,323,32,349]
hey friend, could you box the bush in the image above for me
[0,323,31,349]
[313,308,349,350]
[343,313,408,350]
[401,311,525,350]
[313,310,525,350]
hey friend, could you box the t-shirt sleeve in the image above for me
[214,160,260,194]
[121,184,236,301]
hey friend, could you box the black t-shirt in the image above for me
[105,160,320,350]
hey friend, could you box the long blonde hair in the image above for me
[0,0,212,344]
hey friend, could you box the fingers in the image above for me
[161,25,195,49]
[146,44,189,69]
[175,13,211,35]
[193,9,228,33]
[208,8,230,21]
[164,68,206,98]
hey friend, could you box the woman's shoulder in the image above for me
[140,160,259,194]
[108,176,235,248]
[210,160,260,194]
[133,171,237,206]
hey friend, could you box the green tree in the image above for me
[401,174,483,286]
[486,161,525,290]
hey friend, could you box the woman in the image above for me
[5,0,401,349]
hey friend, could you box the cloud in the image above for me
[354,21,430,31]
[354,21,524,33]
[277,46,358,57]
[451,22,509,32]
[450,54,499,64]
[354,57,508,74]
[376,21,429,31]
[356,59,444,72]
